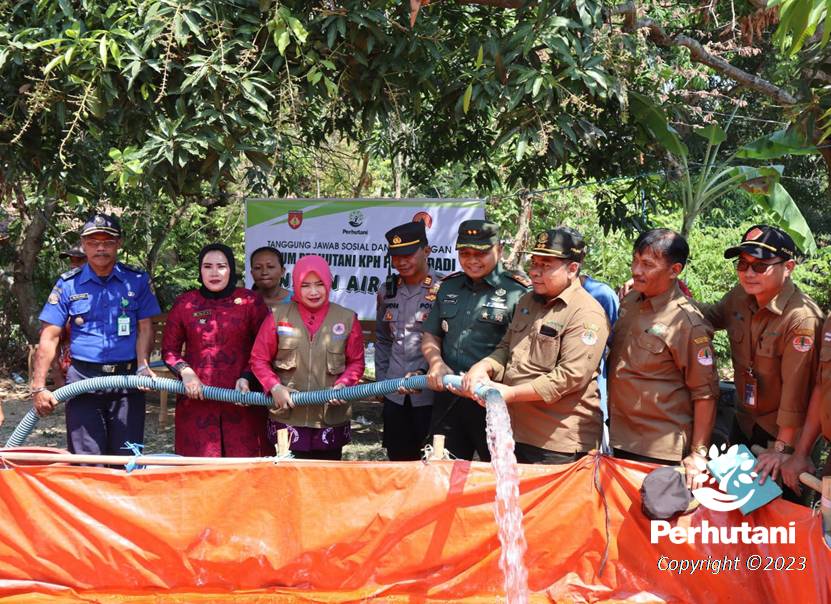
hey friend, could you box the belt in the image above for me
[72,359,137,374]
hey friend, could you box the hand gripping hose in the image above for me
[5,374,468,448]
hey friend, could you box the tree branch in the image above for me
[612,3,798,106]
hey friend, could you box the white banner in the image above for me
[245,198,486,320]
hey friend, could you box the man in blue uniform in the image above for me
[30,213,161,455]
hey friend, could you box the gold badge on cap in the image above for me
[392,235,402,244]
[94,215,105,226]
[537,233,548,245]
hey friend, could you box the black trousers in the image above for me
[65,363,145,455]
[613,448,676,465]
[382,396,433,461]
[514,441,587,465]
[430,392,491,461]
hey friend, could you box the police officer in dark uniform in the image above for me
[375,221,442,460]
[422,220,530,460]
[30,213,161,455]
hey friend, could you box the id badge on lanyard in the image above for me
[743,367,757,407]
[117,297,131,336]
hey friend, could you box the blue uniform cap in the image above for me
[81,213,122,238]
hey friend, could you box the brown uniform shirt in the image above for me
[486,279,609,453]
[609,282,719,461]
[817,315,831,440]
[700,280,823,438]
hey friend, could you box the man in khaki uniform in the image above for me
[700,225,823,486]
[609,229,719,486]
[460,227,609,464]
[781,314,831,492]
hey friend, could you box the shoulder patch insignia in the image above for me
[693,336,710,345]
[794,328,815,337]
[697,347,714,366]
[60,267,82,280]
[793,336,814,353]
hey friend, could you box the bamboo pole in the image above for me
[276,428,290,457]
[431,434,446,460]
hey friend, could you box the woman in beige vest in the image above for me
[250,255,364,459]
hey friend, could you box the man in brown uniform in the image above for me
[781,314,831,492]
[460,227,609,464]
[701,225,823,486]
[609,229,719,486]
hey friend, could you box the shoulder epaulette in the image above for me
[60,267,82,280]
[507,271,532,287]
[120,263,145,274]
[443,271,464,280]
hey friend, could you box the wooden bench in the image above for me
[150,313,175,426]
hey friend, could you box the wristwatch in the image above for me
[692,444,708,457]
[773,440,795,454]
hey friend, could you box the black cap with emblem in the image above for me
[80,213,122,238]
[456,219,499,250]
[385,221,428,256]
[529,227,586,261]
[723,224,796,260]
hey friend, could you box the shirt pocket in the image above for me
[273,337,299,371]
[68,298,92,322]
[326,341,347,375]
[531,328,560,367]
[477,305,509,326]
[636,332,667,354]
[727,324,744,345]
[756,332,778,359]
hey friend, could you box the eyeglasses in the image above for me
[735,259,785,274]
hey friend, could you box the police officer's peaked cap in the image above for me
[456,220,500,250]
[81,213,122,238]
[386,221,428,256]
[530,227,586,261]
[59,245,85,259]
[723,224,797,261]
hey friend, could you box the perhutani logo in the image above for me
[691,444,757,512]
[650,444,796,545]
[348,210,364,227]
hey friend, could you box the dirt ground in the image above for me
[0,376,386,460]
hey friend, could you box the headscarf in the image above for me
[198,243,238,299]
[292,255,331,309]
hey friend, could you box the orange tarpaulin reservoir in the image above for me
[0,454,828,602]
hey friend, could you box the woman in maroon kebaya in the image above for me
[162,243,269,456]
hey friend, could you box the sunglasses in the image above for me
[735,259,785,274]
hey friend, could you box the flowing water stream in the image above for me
[484,388,529,604]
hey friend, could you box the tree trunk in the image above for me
[393,153,402,199]
[145,197,190,278]
[11,194,59,343]
[353,153,370,198]
[504,191,533,269]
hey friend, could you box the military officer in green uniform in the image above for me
[422,220,530,460]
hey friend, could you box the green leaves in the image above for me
[754,182,817,254]
[771,0,831,56]
[736,129,818,160]
[629,92,688,160]
[270,6,308,56]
